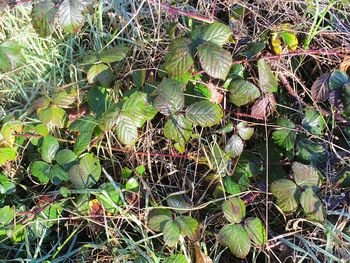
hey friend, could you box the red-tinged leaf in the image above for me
[311,73,330,102]
[251,94,276,119]
[89,199,104,217]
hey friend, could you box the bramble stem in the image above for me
[148,0,214,23]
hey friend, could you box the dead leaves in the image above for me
[311,73,331,102]
[251,93,276,119]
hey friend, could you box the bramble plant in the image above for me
[1,0,350,262]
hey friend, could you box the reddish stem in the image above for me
[148,0,214,23]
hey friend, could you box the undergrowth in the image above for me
[0,0,350,262]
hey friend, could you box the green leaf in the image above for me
[258,59,278,92]
[95,68,115,88]
[270,179,300,213]
[31,0,57,37]
[121,167,132,179]
[98,104,120,130]
[30,161,51,184]
[116,115,138,145]
[0,147,16,166]
[147,209,172,232]
[272,118,296,151]
[99,46,128,63]
[217,122,234,134]
[9,224,25,243]
[121,92,157,127]
[41,135,59,163]
[329,70,349,90]
[225,134,244,158]
[58,0,91,33]
[292,162,321,189]
[35,124,49,136]
[166,195,191,214]
[175,216,198,240]
[37,106,66,129]
[222,197,246,223]
[237,122,254,140]
[200,22,232,46]
[302,108,325,135]
[241,42,265,59]
[69,153,101,188]
[336,168,350,187]
[164,115,192,143]
[50,164,69,183]
[244,217,267,246]
[132,70,146,88]
[163,220,180,247]
[0,174,16,195]
[0,206,15,225]
[186,100,223,127]
[296,139,328,166]
[223,176,242,195]
[87,64,109,84]
[228,79,260,106]
[69,115,97,133]
[55,149,77,165]
[218,224,251,259]
[52,88,77,108]
[209,142,230,175]
[164,38,194,77]
[73,131,92,156]
[0,41,24,72]
[87,86,112,117]
[164,255,187,263]
[96,182,122,211]
[154,78,184,115]
[234,153,262,178]
[300,187,325,222]
[197,42,232,80]
[125,177,139,192]
[280,31,298,50]
[311,72,330,102]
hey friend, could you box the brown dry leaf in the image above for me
[340,56,350,72]
[194,243,213,263]
[311,72,330,102]
[206,83,223,104]
[89,199,104,232]
[251,93,276,119]
[89,199,104,217]
[125,191,138,206]
[67,105,89,123]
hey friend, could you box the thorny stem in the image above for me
[148,0,214,23]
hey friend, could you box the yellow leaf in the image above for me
[271,32,282,55]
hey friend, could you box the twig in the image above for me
[233,47,350,65]
[211,0,217,19]
[148,0,214,23]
